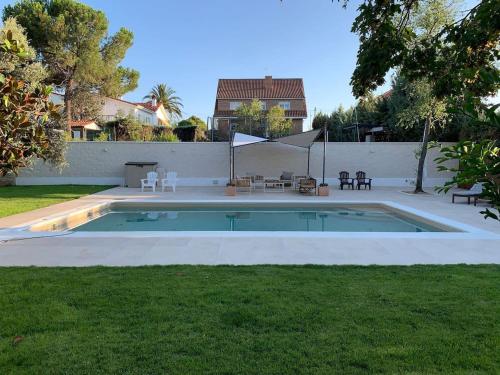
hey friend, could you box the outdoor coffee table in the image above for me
[264,179,285,192]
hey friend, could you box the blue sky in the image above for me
[1,0,390,127]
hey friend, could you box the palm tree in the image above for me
[144,83,183,118]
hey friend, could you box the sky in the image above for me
[0,0,391,127]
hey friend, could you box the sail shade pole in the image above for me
[307,146,311,176]
[322,123,327,185]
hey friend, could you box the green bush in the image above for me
[435,140,500,221]
[154,133,179,142]
[95,132,110,141]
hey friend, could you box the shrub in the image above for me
[435,140,500,221]
[95,131,110,141]
[154,133,179,142]
[141,126,154,141]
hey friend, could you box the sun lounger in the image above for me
[452,183,483,206]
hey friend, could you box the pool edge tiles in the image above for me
[28,202,111,232]
[34,201,464,233]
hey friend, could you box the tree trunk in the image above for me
[414,115,432,193]
[64,79,73,132]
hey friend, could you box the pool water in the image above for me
[73,206,446,232]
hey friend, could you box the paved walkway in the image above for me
[0,186,499,266]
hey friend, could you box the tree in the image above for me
[351,0,496,93]
[350,0,499,108]
[177,115,207,141]
[144,83,183,118]
[266,105,292,138]
[70,85,103,121]
[395,76,447,191]
[312,112,329,131]
[0,27,65,176]
[351,0,476,193]
[3,0,139,131]
[234,99,265,135]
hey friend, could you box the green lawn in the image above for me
[0,185,114,218]
[0,265,498,374]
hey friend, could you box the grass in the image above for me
[0,185,114,218]
[0,265,498,374]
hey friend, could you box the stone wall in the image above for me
[16,141,456,187]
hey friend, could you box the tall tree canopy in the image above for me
[177,115,207,141]
[0,21,65,176]
[351,0,499,101]
[3,0,139,130]
[144,83,183,118]
[351,0,499,192]
[266,105,292,139]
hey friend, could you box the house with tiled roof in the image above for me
[213,76,307,138]
[101,97,170,127]
[50,93,170,140]
[68,120,102,140]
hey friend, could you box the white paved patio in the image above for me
[0,186,499,266]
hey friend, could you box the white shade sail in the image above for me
[231,132,268,147]
[274,129,322,148]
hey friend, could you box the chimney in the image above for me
[264,75,273,90]
[151,95,157,107]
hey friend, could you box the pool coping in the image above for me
[2,199,497,242]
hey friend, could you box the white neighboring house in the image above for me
[49,93,171,139]
[101,97,170,126]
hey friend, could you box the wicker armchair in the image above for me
[299,178,317,195]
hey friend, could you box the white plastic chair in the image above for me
[161,171,178,192]
[141,171,158,192]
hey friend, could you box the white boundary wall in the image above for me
[17,141,456,187]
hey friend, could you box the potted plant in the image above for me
[318,183,329,196]
[225,182,236,196]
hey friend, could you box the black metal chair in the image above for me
[355,171,372,190]
[338,171,354,190]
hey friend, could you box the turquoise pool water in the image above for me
[73,206,446,232]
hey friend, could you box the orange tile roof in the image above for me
[106,97,157,113]
[216,78,305,99]
[135,101,161,112]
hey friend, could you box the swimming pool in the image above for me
[67,203,454,232]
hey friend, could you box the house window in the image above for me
[279,101,290,110]
[260,101,266,110]
[72,130,81,139]
[230,101,242,110]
